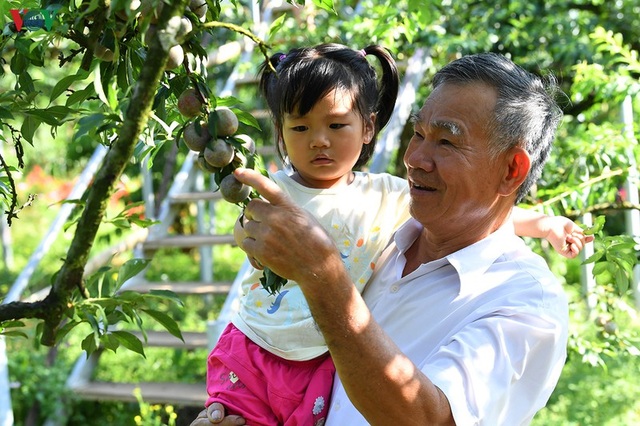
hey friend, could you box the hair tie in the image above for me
[279,54,287,61]
[359,49,367,57]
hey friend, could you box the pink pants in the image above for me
[206,323,335,426]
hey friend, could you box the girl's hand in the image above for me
[544,216,594,259]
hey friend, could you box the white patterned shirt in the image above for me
[232,170,410,360]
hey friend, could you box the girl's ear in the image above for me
[363,113,376,145]
[499,146,530,196]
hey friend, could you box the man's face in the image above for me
[403,82,507,233]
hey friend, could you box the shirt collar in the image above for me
[393,217,517,293]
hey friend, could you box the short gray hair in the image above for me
[432,53,563,203]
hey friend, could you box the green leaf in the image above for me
[235,109,261,131]
[615,268,629,294]
[50,71,89,103]
[0,106,14,120]
[142,309,183,342]
[116,258,151,289]
[259,267,288,295]
[592,261,609,276]
[311,0,336,14]
[111,330,146,357]
[81,332,99,356]
[84,312,101,333]
[116,290,144,303]
[0,330,28,338]
[583,249,605,265]
[10,52,28,75]
[1,320,25,329]
[21,115,40,144]
[100,332,120,352]
[55,320,81,343]
[66,85,94,107]
[268,13,287,38]
[583,215,606,235]
[147,289,184,306]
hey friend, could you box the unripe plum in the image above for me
[165,44,184,70]
[177,88,204,118]
[220,174,251,204]
[183,121,211,152]
[197,150,220,174]
[235,134,256,155]
[204,139,235,168]
[214,107,239,137]
[189,0,208,19]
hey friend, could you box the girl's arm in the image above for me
[512,207,594,259]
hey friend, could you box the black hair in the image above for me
[259,43,399,169]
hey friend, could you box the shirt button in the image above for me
[390,285,399,293]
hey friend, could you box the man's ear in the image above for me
[499,147,530,196]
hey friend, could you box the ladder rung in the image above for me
[143,234,236,250]
[70,381,206,406]
[121,281,233,295]
[130,330,208,349]
[169,191,222,203]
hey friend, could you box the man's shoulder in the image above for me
[493,238,567,308]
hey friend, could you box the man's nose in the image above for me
[404,142,435,172]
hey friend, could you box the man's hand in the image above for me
[189,406,246,426]
[233,168,340,285]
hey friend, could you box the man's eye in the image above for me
[440,139,453,146]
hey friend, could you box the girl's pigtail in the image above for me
[258,52,285,99]
[363,45,399,131]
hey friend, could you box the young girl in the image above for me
[203,43,589,426]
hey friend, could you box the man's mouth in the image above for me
[410,181,437,191]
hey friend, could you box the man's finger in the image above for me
[189,409,211,426]
[234,168,289,206]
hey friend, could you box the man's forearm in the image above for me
[301,269,455,425]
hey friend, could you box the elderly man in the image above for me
[195,53,581,425]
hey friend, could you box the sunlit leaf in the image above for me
[142,309,183,342]
[116,258,151,289]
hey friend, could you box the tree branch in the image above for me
[0,0,190,344]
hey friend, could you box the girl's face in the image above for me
[282,88,374,189]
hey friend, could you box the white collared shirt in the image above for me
[326,218,569,426]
